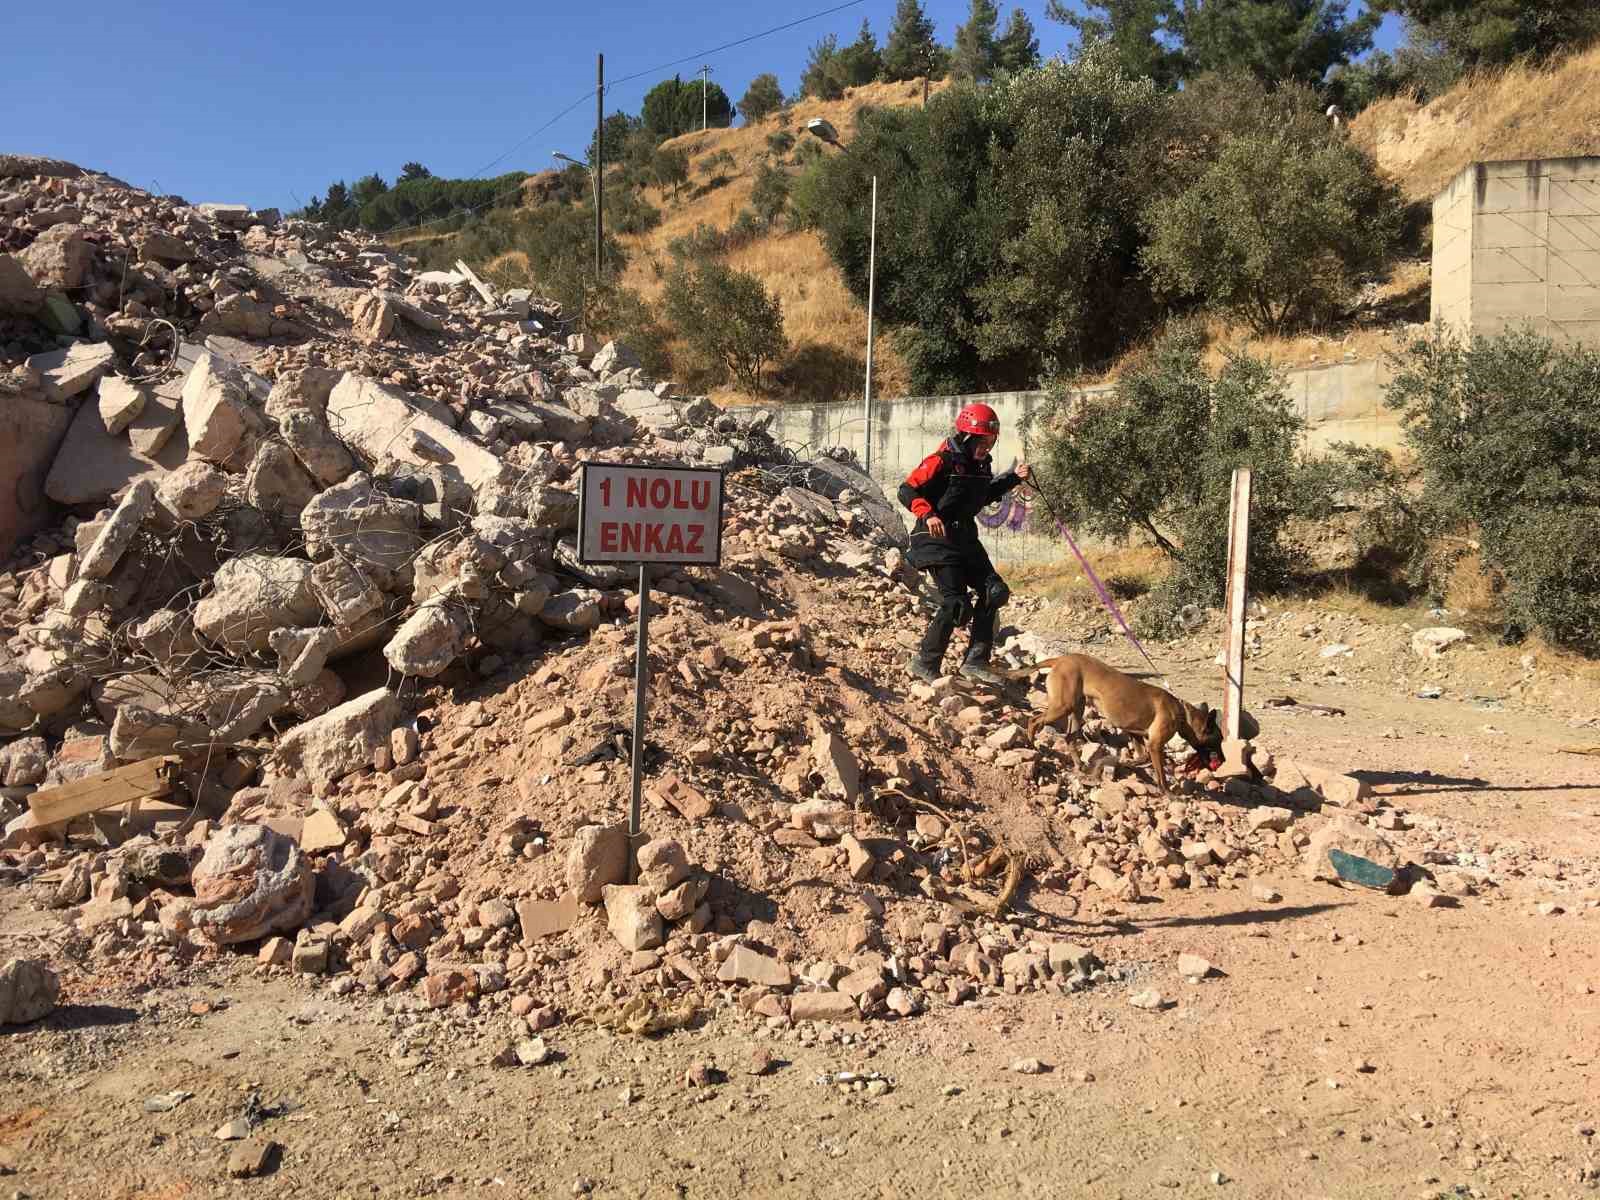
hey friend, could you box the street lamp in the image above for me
[554,151,602,282]
[804,121,878,476]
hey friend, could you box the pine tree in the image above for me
[953,0,1002,80]
[883,0,941,80]
[1047,0,1185,90]
[995,7,1041,73]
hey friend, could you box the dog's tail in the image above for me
[1001,657,1062,681]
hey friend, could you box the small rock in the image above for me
[515,1037,553,1066]
[0,958,60,1025]
[1129,988,1168,1011]
[1177,953,1212,980]
[214,1118,252,1141]
[226,1138,276,1179]
[1250,885,1282,903]
[1010,1058,1048,1075]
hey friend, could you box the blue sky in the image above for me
[7,1,1403,215]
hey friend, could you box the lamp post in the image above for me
[805,121,878,476]
[553,151,601,283]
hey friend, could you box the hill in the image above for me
[1350,42,1600,203]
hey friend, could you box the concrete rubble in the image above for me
[3,157,1585,1036]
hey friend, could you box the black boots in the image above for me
[959,645,1005,686]
[907,654,942,683]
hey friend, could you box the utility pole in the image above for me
[922,43,933,107]
[595,52,605,283]
[863,175,878,475]
[699,64,712,130]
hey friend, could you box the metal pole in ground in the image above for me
[863,175,878,476]
[627,561,651,881]
[1221,467,1252,742]
[700,64,711,130]
[595,53,605,283]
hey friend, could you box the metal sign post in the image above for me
[577,461,726,881]
[1221,467,1253,742]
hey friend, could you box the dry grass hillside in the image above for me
[606,78,952,406]
[1350,42,1600,202]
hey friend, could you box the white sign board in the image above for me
[577,462,725,565]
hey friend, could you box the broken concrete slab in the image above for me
[157,460,228,521]
[299,473,421,584]
[77,478,154,579]
[28,342,117,403]
[272,687,399,792]
[44,384,188,506]
[243,440,319,514]
[97,376,147,435]
[19,224,92,290]
[383,600,468,678]
[0,387,72,553]
[267,626,339,686]
[179,352,252,465]
[193,555,320,653]
[324,373,502,492]
[0,253,43,314]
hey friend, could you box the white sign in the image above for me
[577,461,725,565]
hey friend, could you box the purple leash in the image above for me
[1021,477,1167,682]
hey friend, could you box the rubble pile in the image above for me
[2,158,1589,1035]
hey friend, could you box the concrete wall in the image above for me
[0,390,72,555]
[1431,157,1600,344]
[1431,166,1474,334]
[756,358,1398,564]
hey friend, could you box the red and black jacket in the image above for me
[898,437,1022,543]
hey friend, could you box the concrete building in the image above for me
[1432,157,1600,343]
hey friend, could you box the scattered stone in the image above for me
[1011,1058,1048,1075]
[226,1138,277,1179]
[1129,988,1168,1011]
[1178,953,1213,980]
[0,958,60,1025]
[515,1037,553,1066]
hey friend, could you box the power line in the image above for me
[606,0,868,90]
[371,0,871,240]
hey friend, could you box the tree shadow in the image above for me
[772,344,867,405]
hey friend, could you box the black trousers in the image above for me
[916,545,1006,665]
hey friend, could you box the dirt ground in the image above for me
[4,587,1599,1200]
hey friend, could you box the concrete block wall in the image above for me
[755,358,1399,564]
[1432,157,1600,344]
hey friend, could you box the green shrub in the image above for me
[808,49,1172,392]
[750,162,790,225]
[766,130,796,156]
[1141,82,1400,334]
[739,73,785,124]
[661,261,788,392]
[699,149,737,176]
[667,223,729,261]
[586,285,673,379]
[1384,328,1600,653]
[1023,326,1391,627]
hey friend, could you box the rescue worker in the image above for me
[898,402,1030,684]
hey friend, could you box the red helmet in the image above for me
[955,403,999,437]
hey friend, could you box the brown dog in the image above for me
[1005,653,1223,795]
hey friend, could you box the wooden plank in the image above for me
[1220,468,1252,743]
[26,756,178,827]
[453,258,498,307]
